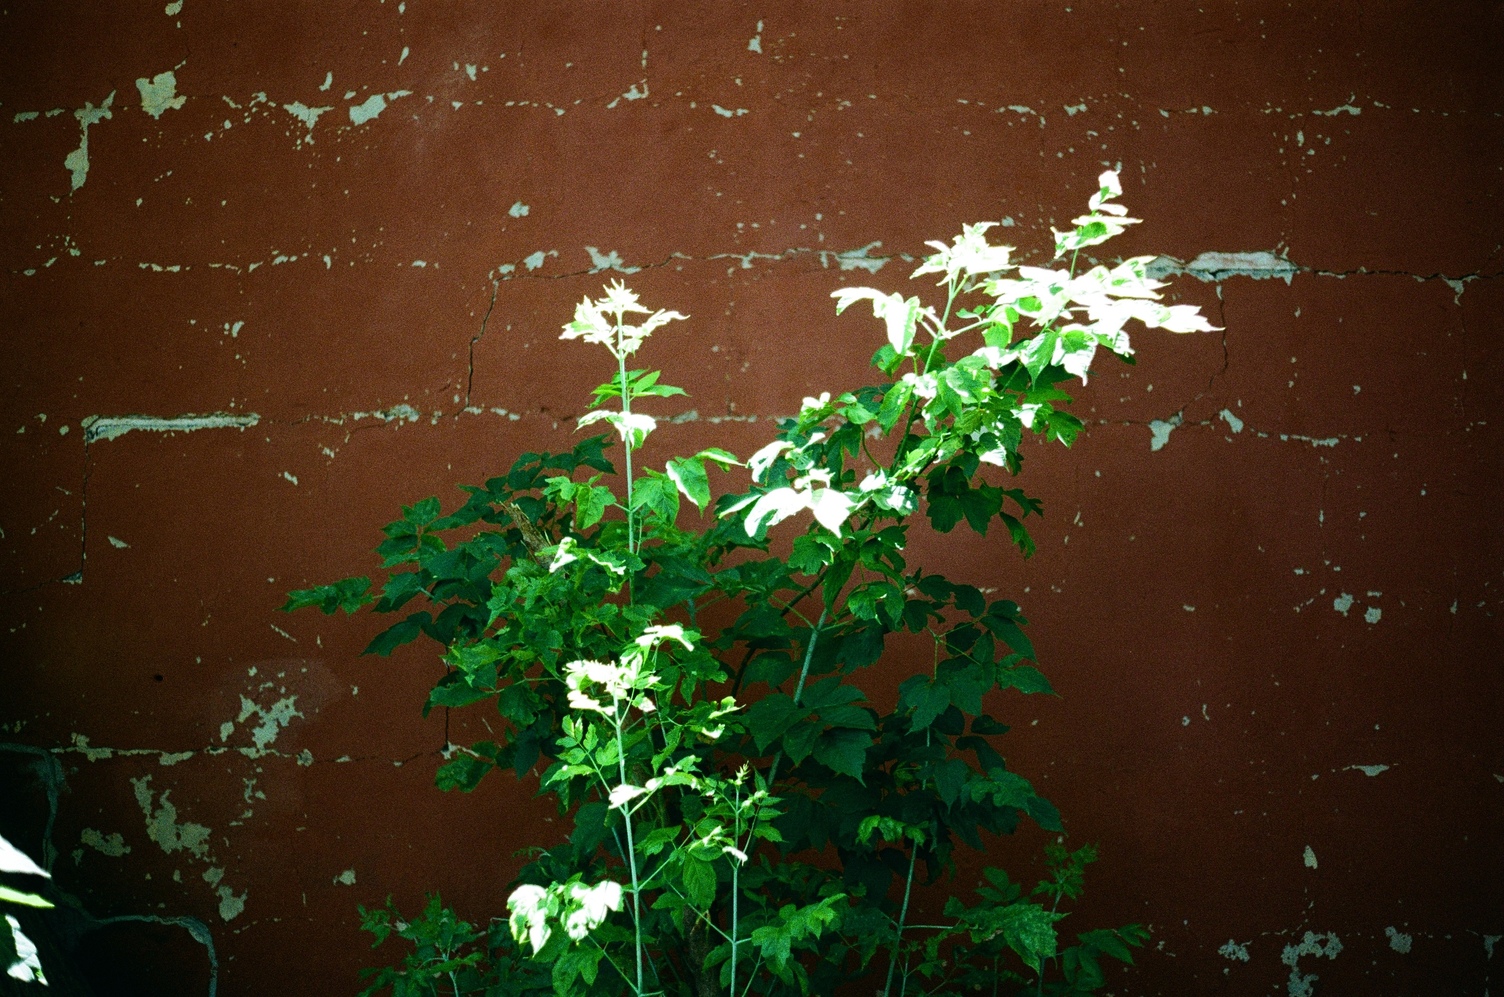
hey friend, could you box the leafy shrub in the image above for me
[288,171,1212,996]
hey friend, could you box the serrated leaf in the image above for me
[812,729,871,781]
[665,456,711,512]
[681,854,718,907]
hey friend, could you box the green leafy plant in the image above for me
[287,172,1212,996]
[2,829,54,985]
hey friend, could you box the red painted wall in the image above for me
[3,3,1501,994]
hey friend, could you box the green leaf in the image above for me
[899,676,951,732]
[932,757,970,806]
[681,854,718,908]
[281,576,373,614]
[363,612,431,656]
[434,752,493,793]
[996,903,1061,972]
[0,885,53,908]
[743,694,800,753]
[665,456,711,512]
[403,496,442,527]
[998,665,1054,695]
[813,729,871,781]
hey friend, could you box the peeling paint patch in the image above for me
[1345,763,1390,777]
[522,250,556,271]
[282,101,333,133]
[13,110,40,123]
[136,72,186,120]
[1313,101,1361,116]
[508,201,529,218]
[1148,412,1183,452]
[585,246,639,274]
[1218,408,1244,434]
[1333,593,1354,617]
[1364,606,1382,624]
[216,885,246,921]
[606,81,649,108]
[823,241,887,273]
[235,695,303,750]
[1281,931,1341,997]
[1384,927,1412,953]
[165,0,183,14]
[1218,940,1251,962]
[108,535,130,549]
[71,734,112,761]
[349,90,412,125]
[712,104,749,118]
[1149,251,1298,285]
[333,868,356,886]
[64,92,115,191]
[82,412,260,443]
[130,776,212,859]
[80,828,130,857]
[1303,845,1318,869]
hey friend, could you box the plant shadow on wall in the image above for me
[286,172,1215,997]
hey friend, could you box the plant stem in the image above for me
[617,347,636,556]
[884,843,920,997]
[730,780,741,997]
[613,704,644,995]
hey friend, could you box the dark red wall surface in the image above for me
[3,3,1501,994]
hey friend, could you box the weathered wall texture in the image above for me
[2,2,1500,994]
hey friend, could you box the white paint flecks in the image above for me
[748,20,764,52]
[1149,251,1299,285]
[80,828,130,857]
[1149,412,1183,452]
[236,695,303,750]
[522,250,556,271]
[1345,764,1391,777]
[825,241,887,273]
[712,104,749,118]
[508,201,529,218]
[1333,593,1355,617]
[1281,931,1341,997]
[216,885,246,921]
[1385,927,1413,954]
[165,0,183,14]
[1218,408,1245,433]
[1303,845,1318,869]
[586,247,640,275]
[1218,940,1251,962]
[1313,100,1362,116]
[349,90,412,125]
[108,536,130,549]
[1365,606,1382,624]
[65,92,116,191]
[1485,935,1501,960]
[333,868,356,886]
[282,101,333,133]
[82,412,260,443]
[130,776,211,859]
[136,72,186,120]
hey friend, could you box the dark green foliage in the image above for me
[287,180,1212,996]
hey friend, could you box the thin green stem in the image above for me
[617,347,637,557]
[613,704,644,995]
[884,842,920,997]
[731,779,741,997]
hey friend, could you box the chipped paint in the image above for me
[1345,763,1390,777]
[713,104,750,118]
[137,72,186,120]
[586,246,639,274]
[1385,927,1413,953]
[80,828,130,857]
[508,201,529,217]
[216,885,246,921]
[82,412,260,443]
[1364,606,1382,624]
[1281,931,1341,997]
[1218,408,1244,433]
[64,92,116,191]
[235,694,303,750]
[349,90,412,125]
[1333,593,1354,616]
[333,868,356,885]
[1303,845,1318,868]
[747,20,764,53]
[282,101,333,134]
[131,776,211,859]
[1149,412,1183,451]
[1218,940,1251,962]
[108,535,130,548]
[822,241,887,273]
[1149,251,1298,285]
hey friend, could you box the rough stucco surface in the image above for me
[1,2,1500,994]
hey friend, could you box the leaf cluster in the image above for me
[288,173,1208,997]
